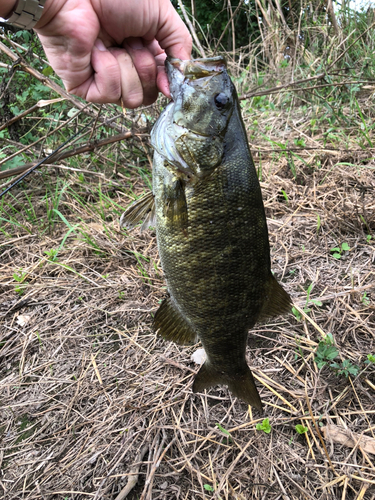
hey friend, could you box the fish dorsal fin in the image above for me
[257,274,292,322]
[120,191,155,231]
[154,296,197,345]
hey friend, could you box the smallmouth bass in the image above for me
[121,57,291,410]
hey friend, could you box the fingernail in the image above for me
[126,38,144,50]
[94,39,107,51]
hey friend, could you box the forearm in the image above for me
[0,0,18,19]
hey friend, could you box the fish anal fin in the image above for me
[257,274,292,322]
[193,362,263,411]
[154,296,197,345]
[120,191,155,231]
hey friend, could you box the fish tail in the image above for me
[193,362,262,411]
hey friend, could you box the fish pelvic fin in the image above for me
[193,362,263,411]
[257,274,292,322]
[154,296,197,345]
[120,191,155,231]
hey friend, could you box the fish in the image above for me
[120,56,291,410]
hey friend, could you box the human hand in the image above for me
[34,0,192,108]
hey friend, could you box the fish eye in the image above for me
[214,93,228,110]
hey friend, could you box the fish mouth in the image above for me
[167,56,227,79]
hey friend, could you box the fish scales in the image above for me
[120,57,291,410]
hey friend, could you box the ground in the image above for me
[1,33,375,500]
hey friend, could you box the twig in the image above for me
[0,104,91,169]
[0,130,146,181]
[214,0,244,55]
[240,72,326,100]
[305,385,336,472]
[114,444,149,500]
[327,20,375,71]
[140,434,176,500]
[177,0,206,58]
[239,79,375,99]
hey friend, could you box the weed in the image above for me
[44,248,59,261]
[13,269,28,295]
[204,484,214,492]
[365,354,375,364]
[280,189,289,203]
[330,359,359,377]
[216,423,233,444]
[292,283,322,320]
[361,292,370,306]
[35,331,43,346]
[315,334,340,369]
[315,334,359,377]
[118,291,125,299]
[330,242,350,259]
[295,425,308,434]
[13,269,27,283]
[256,418,272,434]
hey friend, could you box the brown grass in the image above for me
[1,27,375,500]
[1,139,374,499]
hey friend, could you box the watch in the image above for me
[6,0,46,30]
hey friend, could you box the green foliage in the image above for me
[172,0,259,53]
[365,354,375,364]
[204,484,214,492]
[44,248,59,262]
[292,282,322,321]
[361,292,370,306]
[216,423,233,444]
[315,333,339,369]
[315,334,359,377]
[295,424,308,435]
[256,418,272,434]
[329,359,360,377]
[330,242,350,260]
[13,268,28,295]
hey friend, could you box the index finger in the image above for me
[155,1,192,60]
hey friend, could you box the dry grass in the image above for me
[1,135,375,499]
[1,22,375,500]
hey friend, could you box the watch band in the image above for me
[6,0,46,30]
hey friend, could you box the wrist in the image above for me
[1,0,18,19]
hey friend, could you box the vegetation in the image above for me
[1,2,374,499]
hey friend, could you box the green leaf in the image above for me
[341,242,350,251]
[295,424,308,434]
[311,300,323,307]
[216,423,230,436]
[332,253,341,259]
[204,484,214,492]
[42,66,54,77]
[256,418,272,434]
[366,354,375,363]
[324,346,339,360]
[67,108,79,118]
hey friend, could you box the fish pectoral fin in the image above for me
[257,274,292,322]
[193,362,263,411]
[154,296,197,345]
[163,178,188,233]
[120,191,155,231]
